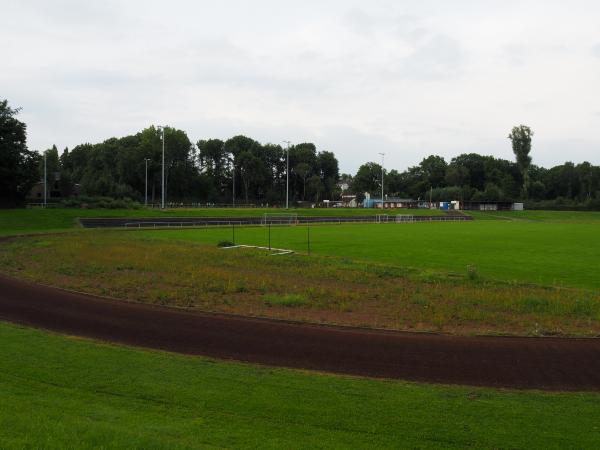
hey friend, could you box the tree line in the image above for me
[2,98,600,209]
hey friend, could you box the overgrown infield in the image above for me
[2,322,600,449]
[2,219,599,336]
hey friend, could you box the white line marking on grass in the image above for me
[221,245,294,256]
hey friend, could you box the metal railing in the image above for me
[119,215,472,229]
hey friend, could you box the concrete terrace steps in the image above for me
[79,214,473,229]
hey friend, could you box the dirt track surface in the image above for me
[1,274,599,391]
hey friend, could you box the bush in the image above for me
[59,196,141,209]
[217,240,235,248]
[467,265,479,281]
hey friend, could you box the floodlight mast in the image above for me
[43,151,47,208]
[231,156,235,207]
[379,152,385,209]
[144,158,150,206]
[160,127,165,209]
[283,140,291,209]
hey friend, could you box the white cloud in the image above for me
[2,0,600,173]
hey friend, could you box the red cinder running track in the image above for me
[1,274,599,391]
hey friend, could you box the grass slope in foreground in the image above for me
[1,322,600,449]
[0,207,443,236]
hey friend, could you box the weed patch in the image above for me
[264,293,308,307]
[1,231,599,336]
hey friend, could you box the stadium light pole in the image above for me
[144,158,150,206]
[43,151,47,208]
[159,126,165,209]
[379,152,385,209]
[231,157,236,207]
[283,140,291,209]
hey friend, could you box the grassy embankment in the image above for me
[1,322,600,449]
[2,228,599,336]
[0,207,443,236]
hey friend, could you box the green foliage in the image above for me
[2,96,597,208]
[508,124,533,198]
[60,196,141,209]
[0,99,39,207]
[351,162,382,200]
[5,100,596,208]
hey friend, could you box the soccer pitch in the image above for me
[143,219,600,290]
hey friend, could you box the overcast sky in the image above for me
[2,0,600,173]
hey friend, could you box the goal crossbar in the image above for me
[262,213,299,225]
[395,215,415,223]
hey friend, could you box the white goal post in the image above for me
[376,214,389,223]
[262,213,299,225]
[395,215,415,223]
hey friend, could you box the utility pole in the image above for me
[232,158,236,207]
[283,140,291,209]
[378,152,385,209]
[43,151,47,208]
[160,127,165,209]
[144,158,150,206]
[430,186,433,208]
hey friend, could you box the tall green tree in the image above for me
[294,162,311,200]
[317,151,339,200]
[508,125,533,198]
[39,145,60,179]
[307,174,323,202]
[237,151,264,204]
[418,155,447,188]
[351,162,382,201]
[0,100,38,207]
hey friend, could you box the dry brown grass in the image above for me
[1,232,599,336]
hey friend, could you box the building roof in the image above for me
[371,198,416,203]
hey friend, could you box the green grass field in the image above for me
[0,207,443,236]
[2,208,600,448]
[143,219,600,289]
[2,321,599,449]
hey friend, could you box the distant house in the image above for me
[341,194,358,208]
[459,201,524,211]
[27,172,79,201]
[363,193,421,209]
[28,172,61,200]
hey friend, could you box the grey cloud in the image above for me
[504,44,530,67]
[505,43,570,67]
[342,8,375,36]
[189,67,331,96]
[16,0,122,30]
[4,0,600,169]
[393,15,428,44]
[388,34,464,80]
[51,70,159,88]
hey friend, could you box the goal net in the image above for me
[376,214,389,223]
[262,213,299,225]
[395,215,415,223]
